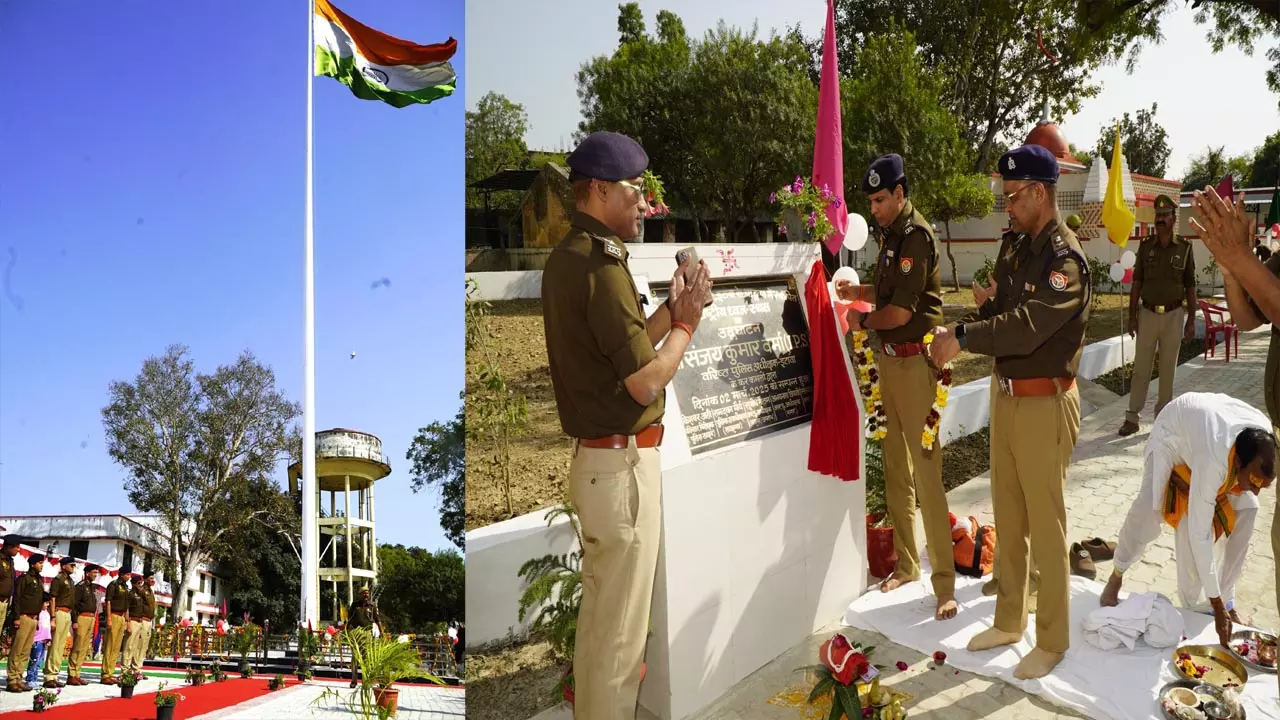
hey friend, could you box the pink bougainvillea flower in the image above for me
[895,661,908,671]
[862,707,874,718]
[769,192,777,203]
[933,651,947,665]
[778,224,788,234]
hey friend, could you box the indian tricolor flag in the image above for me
[314,0,457,108]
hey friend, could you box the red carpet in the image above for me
[0,677,297,719]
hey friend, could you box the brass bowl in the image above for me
[1158,680,1249,720]
[1172,644,1249,688]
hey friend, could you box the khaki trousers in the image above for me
[44,609,70,682]
[989,382,1080,654]
[1125,307,1185,424]
[68,614,95,679]
[1273,439,1280,697]
[101,614,127,680]
[123,618,153,673]
[569,438,661,720]
[7,615,36,690]
[878,352,954,596]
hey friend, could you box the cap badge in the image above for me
[868,169,880,188]
[1007,157,1016,171]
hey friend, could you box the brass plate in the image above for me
[1172,644,1249,688]
[1228,630,1278,674]
[1158,680,1247,720]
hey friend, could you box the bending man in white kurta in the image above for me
[1099,392,1275,647]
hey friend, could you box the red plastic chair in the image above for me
[1199,300,1238,361]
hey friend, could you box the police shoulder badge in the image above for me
[1048,270,1068,291]
[899,257,914,274]
[601,239,624,260]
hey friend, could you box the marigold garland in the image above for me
[850,330,952,448]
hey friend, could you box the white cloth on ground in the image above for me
[1082,592,1184,650]
[1113,392,1268,601]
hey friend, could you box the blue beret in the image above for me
[998,144,1059,183]
[566,131,648,182]
[83,563,100,574]
[59,556,76,566]
[862,154,905,194]
[28,553,45,564]
[3,534,24,546]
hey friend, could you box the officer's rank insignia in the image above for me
[904,222,915,235]
[1048,271,1068,291]
[899,258,913,274]
[1025,282,1035,292]
[601,240,624,260]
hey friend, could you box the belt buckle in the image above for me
[884,344,896,357]
[1155,305,1166,314]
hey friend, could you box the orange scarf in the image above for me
[1162,448,1243,540]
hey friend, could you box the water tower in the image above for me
[289,428,391,625]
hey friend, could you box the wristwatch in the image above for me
[955,323,967,350]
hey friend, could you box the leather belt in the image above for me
[881,341,927,358]
[21,613,38,618]
[578,423,664,449]
[111,611,126,616]
[133,616,152,622]
[995,375,1075,397]
[56,606,71,612]
[78,612,95,618]
[1142,301,1182,314]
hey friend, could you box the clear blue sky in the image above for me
[0,0,464,552]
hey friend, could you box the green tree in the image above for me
[823,0,1152,173]
[577,5,815,241]
[465,92,530,210]
[1182,146,1255,190]
[102,345,299,622]
[1075,1,1280,109]
[1094,103,1172,177]
[407,396,465,550]
[930,173,996,290]
[375,544,464,633]
[214,478,301,629]
[1250,131,1280,187]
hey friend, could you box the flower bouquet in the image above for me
[771,176,843,245]
[31,686,59,713]
[641,170,670,218]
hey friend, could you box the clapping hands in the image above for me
[972,276,997,307]
[1190,187,1255,271]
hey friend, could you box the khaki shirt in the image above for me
[1134,235,1195,307]
[348,599,380,629]
[0,552,13,597]
[14,572,43,615]
[542,211,663,438]
[1248,253,1280,425]
[129,584,155,618]
[960,219,1090,378]
[872,201,945,344]
[74,580,98,616]
[105,579,131,614]
[50,572,75,609]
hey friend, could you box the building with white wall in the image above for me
[0,514,229,626]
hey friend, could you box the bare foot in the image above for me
[1014,647,1065,679]
[1100,572,1123,607]
[879,574,916,593]
[967,627,1022,652]
[936,596,958,621]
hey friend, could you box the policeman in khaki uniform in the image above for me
[0,535,22,650]
[100,570,132,684]
[1119,194,1197,436]
[7,553,46,692]
[834,154,957,621]
[930,144,1090,680]
[542,130,712,718]
[67,564,101,685]
[44,556,77,687]
[123,570,156,676]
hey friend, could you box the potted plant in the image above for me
[771,176,843,245]
[268,674,286,691]
[235,621,259,678]
[314,627,442,719]
[154,682,184,720]
[296,624,319,682]
[31,686,59,713]
[210,662,227,682]
[118,668,139,698]
[185,665,206,685]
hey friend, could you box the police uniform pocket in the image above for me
[575,467,641,542]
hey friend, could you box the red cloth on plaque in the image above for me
[804,259,861,481]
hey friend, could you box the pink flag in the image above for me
[812,0,846,255]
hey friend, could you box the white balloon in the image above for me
[830,266,859,303]
[1120,250,1136,269]
[1109,263,1125,282]
[843,213,869,252]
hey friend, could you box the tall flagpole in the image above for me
[301,0,319,629]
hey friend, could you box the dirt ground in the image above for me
[465,290,1132,531]
[464,636,563,720]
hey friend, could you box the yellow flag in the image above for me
[1101,123,1135,247]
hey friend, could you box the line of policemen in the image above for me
[2,535,157,692]
[543,129,1090,716]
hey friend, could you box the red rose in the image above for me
[895,661,908,671]
[933,651,947,665]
